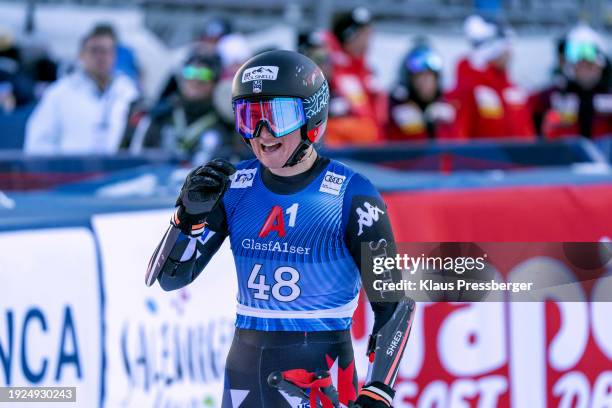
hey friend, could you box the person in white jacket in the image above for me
[25,24,138,155]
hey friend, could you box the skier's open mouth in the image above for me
[261,142,282,153]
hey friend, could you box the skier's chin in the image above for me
[258,153,289,169]
[253,128,302,169]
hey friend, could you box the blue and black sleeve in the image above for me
[342,173,403,336]
[155,203,228,291]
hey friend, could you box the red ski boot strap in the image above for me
[282,369,334,408]
[283,369,332,389]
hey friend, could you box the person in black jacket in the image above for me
[530,24,612,139]
[127,52,244,161]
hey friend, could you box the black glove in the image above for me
[172,158,236,236]
[352,382,395,408]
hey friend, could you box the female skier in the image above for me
[147,50,414,408]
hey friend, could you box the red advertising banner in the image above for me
[347,184,612,407]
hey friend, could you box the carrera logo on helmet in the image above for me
[231,168,257,188]
[319,171,346,196]
[242,66,279,82]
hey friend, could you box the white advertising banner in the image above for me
[93,210,237,408]
[0,227,102,408]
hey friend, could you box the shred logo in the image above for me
[386,330,403,356]
[319,171,346,196]
[356,202,384,236]
[259,203,299,238]
[241,66,279,82]
[230,168,257,189]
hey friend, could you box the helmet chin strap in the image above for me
[282,127,312,168]
[243,124,312,168]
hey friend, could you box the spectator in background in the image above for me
[0,78,35,150]
[298,30,334,83]
[0,80,15,113]
[78,23,141,88]
[0,76,35,149]
[194,17,233,55]
[0,26,20,72]
[531,24,612,140]
[297,30,344,140]
[158,20,248,103]
[14,24,59,99]
[126,53,241,161]
[325,7,386,146]
[210,32,251,152]
[0,26,36,108]
[387,41,460,141]
[0,27,39,150]
[24,24,139,155]
[25,50,58,99]
[450,15,535,139]
[216,33,251,78]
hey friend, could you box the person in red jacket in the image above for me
[387,41,460,141]
[450,16,535,140]
[324,7,386,146]
[531,24,612,140]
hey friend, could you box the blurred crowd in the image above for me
[1,8,611,161]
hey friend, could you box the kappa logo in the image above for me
[230,168,257,189]
[319,171,346,196]
[356,202,384,236]
[241,66,279,82]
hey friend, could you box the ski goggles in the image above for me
[406,48,443,74]
[182,65,216,82]
[565,41,603,65]
[233,97,307,139]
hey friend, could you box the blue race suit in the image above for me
[154,156,401,407]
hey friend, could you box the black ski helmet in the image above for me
[232,49,330,167]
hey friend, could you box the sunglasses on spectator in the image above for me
[566,42,603,65]
[182,65,216,82]
[85,45,114,55]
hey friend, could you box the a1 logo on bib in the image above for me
[242,66,279,82]
[319,171,346,196]
[231,168,257,189]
